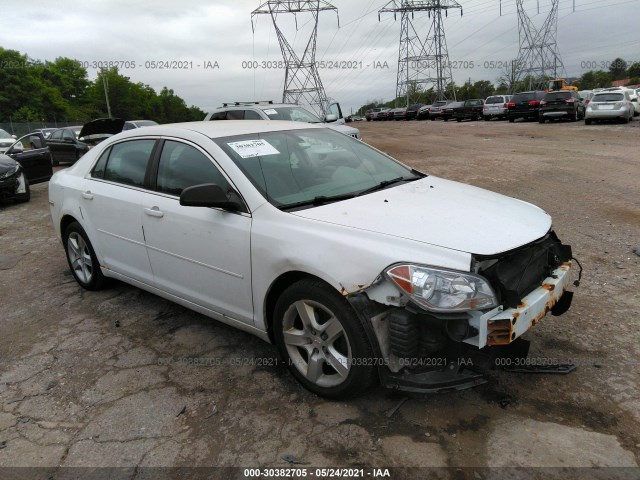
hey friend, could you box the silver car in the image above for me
[585,91,634,124]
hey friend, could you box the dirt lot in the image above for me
[0,118,639,478]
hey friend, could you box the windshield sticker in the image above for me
[264,109,278,115]
[227,139,280,159]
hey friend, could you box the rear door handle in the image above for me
[81,191,94,200]
[144,207,164,218]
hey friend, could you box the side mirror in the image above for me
[8,143,24,154]
[325,114,338,122]
[180,183,244,212]
[11,134,16,139]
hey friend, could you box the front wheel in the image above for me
[508,117,515,123]
[63,222,106,290]
[539,117,545,124]
[273,279,376,398]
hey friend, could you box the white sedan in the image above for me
[49,121,574,398]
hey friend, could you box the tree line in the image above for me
[0,47,206,124]
[358,57,640,114]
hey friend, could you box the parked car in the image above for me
[392,107,407,120]
[538,90,585,123]
[78,118,126,147]
[428,100,452,120]
[404,104,424,120]
[455,99,485,122]
[585,91,634,124]
[441,101,465,121]
[578,90,594,105]
[0,129,17,154]
[47,127,89,166]
[205,102,361,140]
[377,108,393,121]
[483,95,512,120]
[366,108,383,121]
[49,121,574,398]
[30,128,59,139]
[601,88,640,116]
[416,104,431,120]
[0,133,53,202]
[123,120,159,130]
[507,91,546,122]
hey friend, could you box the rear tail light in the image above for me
[528,100,539,106]
[507,102,516,108]
[503,103,507,107]
[586,100,590,104]
[540,100,547,105]
[565,98,575,104]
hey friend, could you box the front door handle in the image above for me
[81,191,94,200]
[144,206,164,218]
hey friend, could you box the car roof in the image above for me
[120,120,325,139]
[216,103,303,111]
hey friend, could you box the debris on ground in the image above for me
[281,455,310,465]
[176,406,186,417]
[385,397,409,418]
[205,404,218,418]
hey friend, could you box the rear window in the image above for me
[513,93,536,102]
[544,92,572,101]
[592,93,624,102]
[485,96,504,104]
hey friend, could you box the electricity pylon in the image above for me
[251,1,339,117]
[512,0,565,91]
[379,0,462,106]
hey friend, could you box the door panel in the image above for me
[142,194,253,323]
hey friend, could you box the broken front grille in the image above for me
[477,232,572,309]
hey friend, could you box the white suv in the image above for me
[204,101,361,140]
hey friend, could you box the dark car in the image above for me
[47,126,89,166]
[508,91,546,122]
[428,100,452,120]
[539,90,585,123]
[30,128,59,139]
[376,108,392,121]
[416,104,431,120]
[392,107,407,120]
[441,101,465,121]
[455,99,485,122]
[404,104,424,120]
[0,133,53,202]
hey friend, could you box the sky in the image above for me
[1,0,638,115]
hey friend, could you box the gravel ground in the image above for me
[0,117,638,478]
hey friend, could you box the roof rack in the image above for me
[222,100,274,107]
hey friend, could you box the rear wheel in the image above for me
[539,117,545,124]
[585,119,592,125]
[508,117,515,123]
[273,279,376,398]
[63,222,106,290]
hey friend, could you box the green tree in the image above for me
[608,58,628,80]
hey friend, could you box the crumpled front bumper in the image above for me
[467,261,573,349]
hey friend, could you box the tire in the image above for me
[273,279,376,398]
[63,221,106,290]
[51,153,59,167]
[538,117,545,123]
[14,172,30,203]
[571,110,578,122]
[456,118,462,122]
[508,117,515,123]
[585,119,592,125]
[621,116,629,124]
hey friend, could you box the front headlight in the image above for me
[385,264,498,312]
[0,165,19,179]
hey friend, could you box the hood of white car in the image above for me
[291,177,552,256]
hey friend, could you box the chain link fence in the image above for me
[0,121,85,138]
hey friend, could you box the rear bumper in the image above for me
[541,108,574,117]
[586,109,629,119]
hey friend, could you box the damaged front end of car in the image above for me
[347,231,575,393]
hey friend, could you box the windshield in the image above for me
[0,129,12,139]
[215,128,419,209]
[261,107,322,123]
[592,93,624,102]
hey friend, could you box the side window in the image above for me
[244,110,262,120]
[50,130,63,140]
[226,110,244,120]
[63,129,74,140]
[122,122,135,131]
[103,140,155,187]
[156,141,230,196]
[91,147,111,179]
[208,112,226,120]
